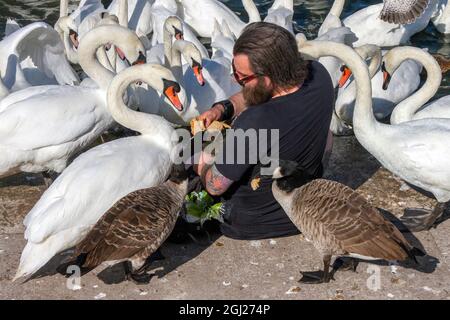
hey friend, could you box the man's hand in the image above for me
[197,104,224,128]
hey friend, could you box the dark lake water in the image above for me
[0,0,448,96]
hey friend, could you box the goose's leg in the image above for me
[42,171,58,188]
[299,254,335,284]
[401,202,447,232]
[332,257,359,273]
[124,260,154,285]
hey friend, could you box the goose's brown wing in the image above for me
[379,0,430,24]
[306,180,411,261]
[74,187,178,268]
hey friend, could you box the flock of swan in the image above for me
[0,0,448,284]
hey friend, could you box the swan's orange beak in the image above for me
[338,66,352,88]
[381,62,391,90]
[192,59,205,86]
[163,79,183,111]
[69,29,79,49]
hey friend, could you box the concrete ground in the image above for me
[0,136,449,300]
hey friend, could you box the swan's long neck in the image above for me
[329,0,346,18]
[300,41,379,143]
[60,0,69,18]
[118,0,129,28]
[390,48,442,125]
[107,66,175,138]
[170,40,193,81]
[97,47,115,73]
[356,44,381,78]
[163,25,174,67]
[62,28,79,64]
[78,27,122,90]
[242,0,261,22]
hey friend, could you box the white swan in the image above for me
[211,19,235,67]
[159,39,240,125]
[14,63,184,281]
[149,0,209,60]
[263,0,294,33]
[333,44,422,134]
[0,25,145,179]
[178,0,261,38]
[432,0,450,33]
[107,0,154,41]
[312,0,358,89]
[298,38,450,232]
[333,0,439,46]
[143,17,240,125]
[384,46,450,124]
[0,22,79,94]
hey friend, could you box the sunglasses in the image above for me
[232,59,263,86]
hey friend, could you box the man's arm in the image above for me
[193,152,234,196]
[197,91,247,127]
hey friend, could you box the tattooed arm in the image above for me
[193,152,234,196]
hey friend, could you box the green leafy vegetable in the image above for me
[185,190,224,225]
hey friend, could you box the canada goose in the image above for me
[263,159,425,284]
[70,163,189,284]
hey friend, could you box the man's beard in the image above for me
[243,78,274,106]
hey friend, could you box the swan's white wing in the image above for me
[0,86,103,150]
[70,0,105,26]
[264,7,294,33]
[415,95,450,120]
[380,0,430,24]
[13,22,79,86]
[211,19,234,66]
[318,14,342,36]
[24,137,171,244]
[0,85,60,113]
[16,136,171,279]
[4,18,20,37]
[108,0,154,36]
[317,26,358,46]
[382,121,450,201]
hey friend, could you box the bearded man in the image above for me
[193,22,334,240]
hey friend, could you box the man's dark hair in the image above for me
[233,22,309,90]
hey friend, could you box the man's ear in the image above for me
[263,76,272,88]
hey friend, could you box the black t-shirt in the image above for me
[215,61,334,240]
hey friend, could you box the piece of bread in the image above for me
[190,118,206,135]
[190,119,231,135]
[207,121,231,132]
